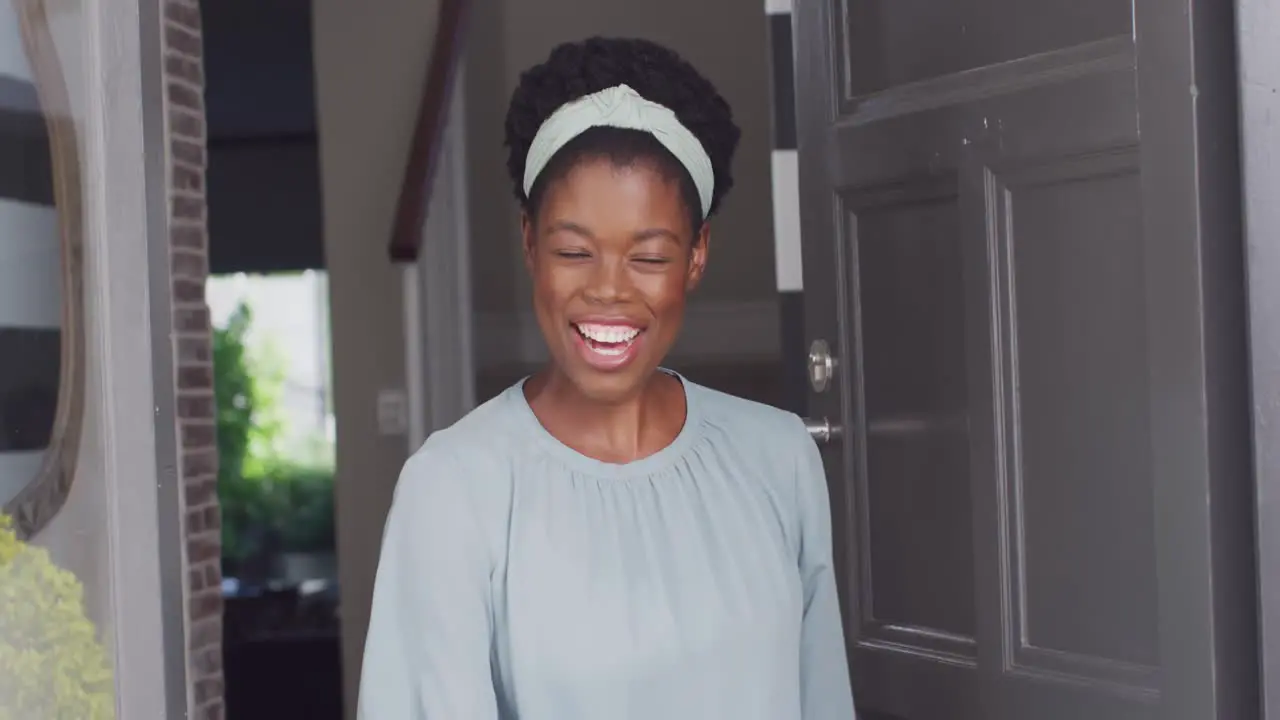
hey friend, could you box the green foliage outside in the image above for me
[213,303,257,492]
[213,301,335,571]
[0,515,115,719]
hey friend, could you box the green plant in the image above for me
[213,297,336,570]
[240,338,288,479]
[212,300,292,480]
[0,515,115,719]
[220,464,336,565]
[214,301,293,564]
[218,468,284,567]
[271,465,336,554]
[213,302,255,491]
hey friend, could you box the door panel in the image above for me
[793,0,1249,717]
[965,145,1162,718]
[825,122,981,720]
[998,154,1158,671]
[835,0,1131,99]
[856,185,974,645]
[957,56,1161,720]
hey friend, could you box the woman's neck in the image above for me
[524,368,686,464]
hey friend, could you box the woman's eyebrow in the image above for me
[545,222,681,246]
[546,220,595,238]
[631,228,681,244]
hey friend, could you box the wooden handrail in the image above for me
[387,0,471,263]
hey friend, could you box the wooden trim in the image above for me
[3,0,88,540]
[387,0,470,264]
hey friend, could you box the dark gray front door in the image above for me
[792,1,1258,719]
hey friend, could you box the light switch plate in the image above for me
[376,388,409,436]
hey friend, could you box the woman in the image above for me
[358,37,855,720]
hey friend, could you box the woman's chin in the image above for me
[552,345,661,405]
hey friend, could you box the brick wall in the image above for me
[162,0,224,717]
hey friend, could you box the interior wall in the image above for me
[311,0,437,714]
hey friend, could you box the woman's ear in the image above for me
[686,222,711,291]
[521,210,536,273]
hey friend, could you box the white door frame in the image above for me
[404,59,476,451]
[1238,0,1280,714]
[85,0,188,715]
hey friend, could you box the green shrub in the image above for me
[213,302,254,491]
[0,515,115,719]
[213,298,336,571]
[272,465,336,554]
[220,464,335,564]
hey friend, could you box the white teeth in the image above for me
[575,323,640,344]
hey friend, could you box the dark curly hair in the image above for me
[504,37,741,233]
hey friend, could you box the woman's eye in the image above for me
[555,250,591,260]
[632,256,671,265]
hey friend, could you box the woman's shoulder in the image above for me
[420,388,525,460]
[393,389,524,513]
[686,379,810,448]
[686,380,816,489]
[685,380,823,550]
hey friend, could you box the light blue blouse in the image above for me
[357,375,855,720]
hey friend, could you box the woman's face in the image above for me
[523,158,709,404]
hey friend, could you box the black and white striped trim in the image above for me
[767,0,807,415]
[0,50,61,501]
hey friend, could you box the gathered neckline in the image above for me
[506,370,705,479]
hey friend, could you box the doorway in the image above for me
[201,1,344,717]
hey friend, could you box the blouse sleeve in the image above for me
[356,448,500,720]
[794,419,857,719]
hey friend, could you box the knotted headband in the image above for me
[522,84,715,218]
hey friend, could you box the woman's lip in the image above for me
[569,318,647,329]
[571,326,645,371]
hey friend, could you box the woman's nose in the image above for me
[583,255,631,303]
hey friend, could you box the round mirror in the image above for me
[0,0,85,539]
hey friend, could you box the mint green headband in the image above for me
[522,84,715,218]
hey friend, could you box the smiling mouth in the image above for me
[573,322,643,357]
